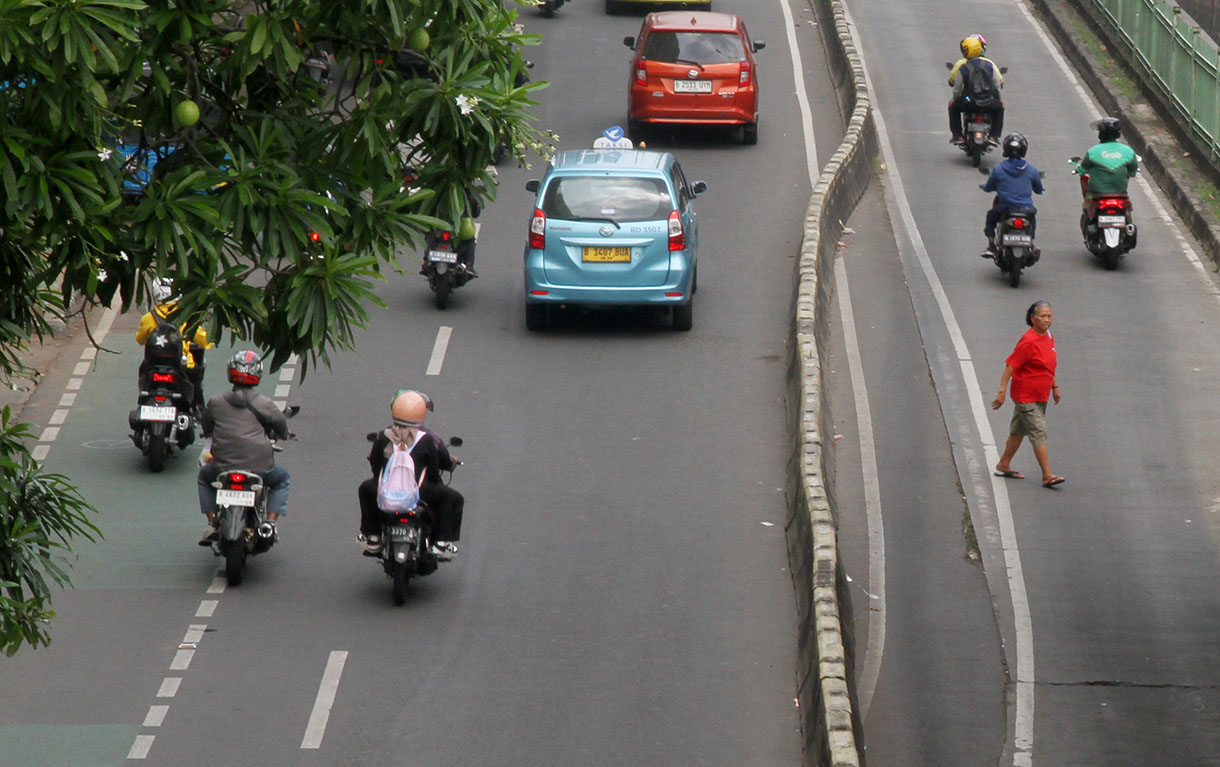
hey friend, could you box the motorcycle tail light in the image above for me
[309,231,321,243]
[667,210,685,251]
[229,473,246,485]
[154,394,167,402]
[1098,197,1126,210]
[529,209,546,249]
[440,230,452,243]
[1012,218,1026,230]
[151,372,175,383]
[739,61,750,85]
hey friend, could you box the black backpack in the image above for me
[144,316,183,367]
[962,59,998,107]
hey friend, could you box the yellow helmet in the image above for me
[960,36,984,59]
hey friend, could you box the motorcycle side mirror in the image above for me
[525,179,540,193]
[978,166,990,176]
[448,436,463,447]
[944,62,953,70]
[526,60,535,69]
[623,36,635,49]
[691,180,707,196]
[1068,156,1081,163]
[1000,66,1009,74]
[284,404,300,417]
[1039,170,1048,178]
[366,432,379,442]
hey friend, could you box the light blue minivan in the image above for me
[523,146,706,330]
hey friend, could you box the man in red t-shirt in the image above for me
[991,301,1066,488]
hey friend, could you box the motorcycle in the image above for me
[364,434,463,606]
[1070,156,1137,270]
[540,0,565,17]
[423,227,477,310]
[992,209,1040,287]
[208,406,298,587]
[945,62,1008,167]
[128,364,195,472]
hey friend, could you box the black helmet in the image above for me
[227,350,263,387]
[1096,116,1122,142]
[1001,132,1028,159]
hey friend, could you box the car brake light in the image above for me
[739,61,750,85]
[1012,218,1025,230]
[635,67,647,86]
[668,210,685,251]
[529,209,546,249]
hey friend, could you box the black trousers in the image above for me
[358,478,464,541]
[949,99,1005,138]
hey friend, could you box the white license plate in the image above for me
[673,79,712,93]
[1098,215,1125,226]
[140,405,177,422]
[1002,234,1033,245]
[216,489,256,506]
[427,250,458,264]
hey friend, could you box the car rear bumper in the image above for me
[524,252,694,306]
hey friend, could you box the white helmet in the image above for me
[152,277,176,304]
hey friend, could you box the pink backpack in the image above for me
[377,445,420,511]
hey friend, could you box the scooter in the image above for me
[945,62,1008,167]
[422,227,477,310]
[363,434,463,605]
[207,406,297,587]
[540,0,566,17]
[1070,156,1137,270]
[993,209,1040,287]
[129,364,196,472]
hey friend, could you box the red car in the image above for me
[624,12,765,144]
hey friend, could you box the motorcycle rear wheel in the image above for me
[971,148,982,168]
[147,428,168,473]
[392,563,408,605]
[225,540,246,587]
[1007,255,1023,288]
[434,271,452,310]
[1102,248,1120,270]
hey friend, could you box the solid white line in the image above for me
[156,678,181,698]
[169,649,194,671]
[300,650,349,749]
[779,0,819,179]
[127,734,154,760]
[426,326,453,376]
[841,3,1037,763]
[94,305,118,342]
[196,600,218,618]
[834,257,886,721]
[142,705,168,727]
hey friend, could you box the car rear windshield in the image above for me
[641,31,746,65]
[542,176,673,222]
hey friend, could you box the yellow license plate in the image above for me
[582,246,631,263]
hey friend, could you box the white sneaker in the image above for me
[359,533,382,553]
[198,525,218,547]
[431,541,458,561]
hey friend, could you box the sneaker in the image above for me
[980,245,997,259]
[950,136,965,146]
[430,541,458,561]
[987,136,1000,146]
[198,525,218,546]
[358,533,382,554]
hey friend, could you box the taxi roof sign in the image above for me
[593,125,633,149]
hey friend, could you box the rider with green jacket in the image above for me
[1076,117,1139,235]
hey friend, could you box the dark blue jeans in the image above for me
[198,462,290,518]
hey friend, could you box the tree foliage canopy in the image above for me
[0,0,549,651]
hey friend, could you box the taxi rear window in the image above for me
[542,176,672,222]
[641,31,746,65]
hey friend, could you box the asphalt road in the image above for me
[833,0,1220,764]
[0,2,845,765]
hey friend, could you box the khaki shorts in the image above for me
[1009,401,1048,446]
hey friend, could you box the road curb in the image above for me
[1026,0,1220,266]
[787,0,877,764]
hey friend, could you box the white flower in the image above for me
[97,148,113,162]
[455,94,473,115]
[97,269,109,282]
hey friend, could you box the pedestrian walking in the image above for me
[991,300,1065,488]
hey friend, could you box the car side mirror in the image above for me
[754,40,765,51]
[525,179,540,192]
[691,180,707,196]
[623,36,635,49]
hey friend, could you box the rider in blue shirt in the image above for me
[980,133,1043,257]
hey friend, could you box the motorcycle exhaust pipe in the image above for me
[257,522,276,539]
[176,414,192,431]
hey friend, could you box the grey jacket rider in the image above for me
[200,387,289,472]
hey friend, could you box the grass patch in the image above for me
[1068,16,1143,104]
